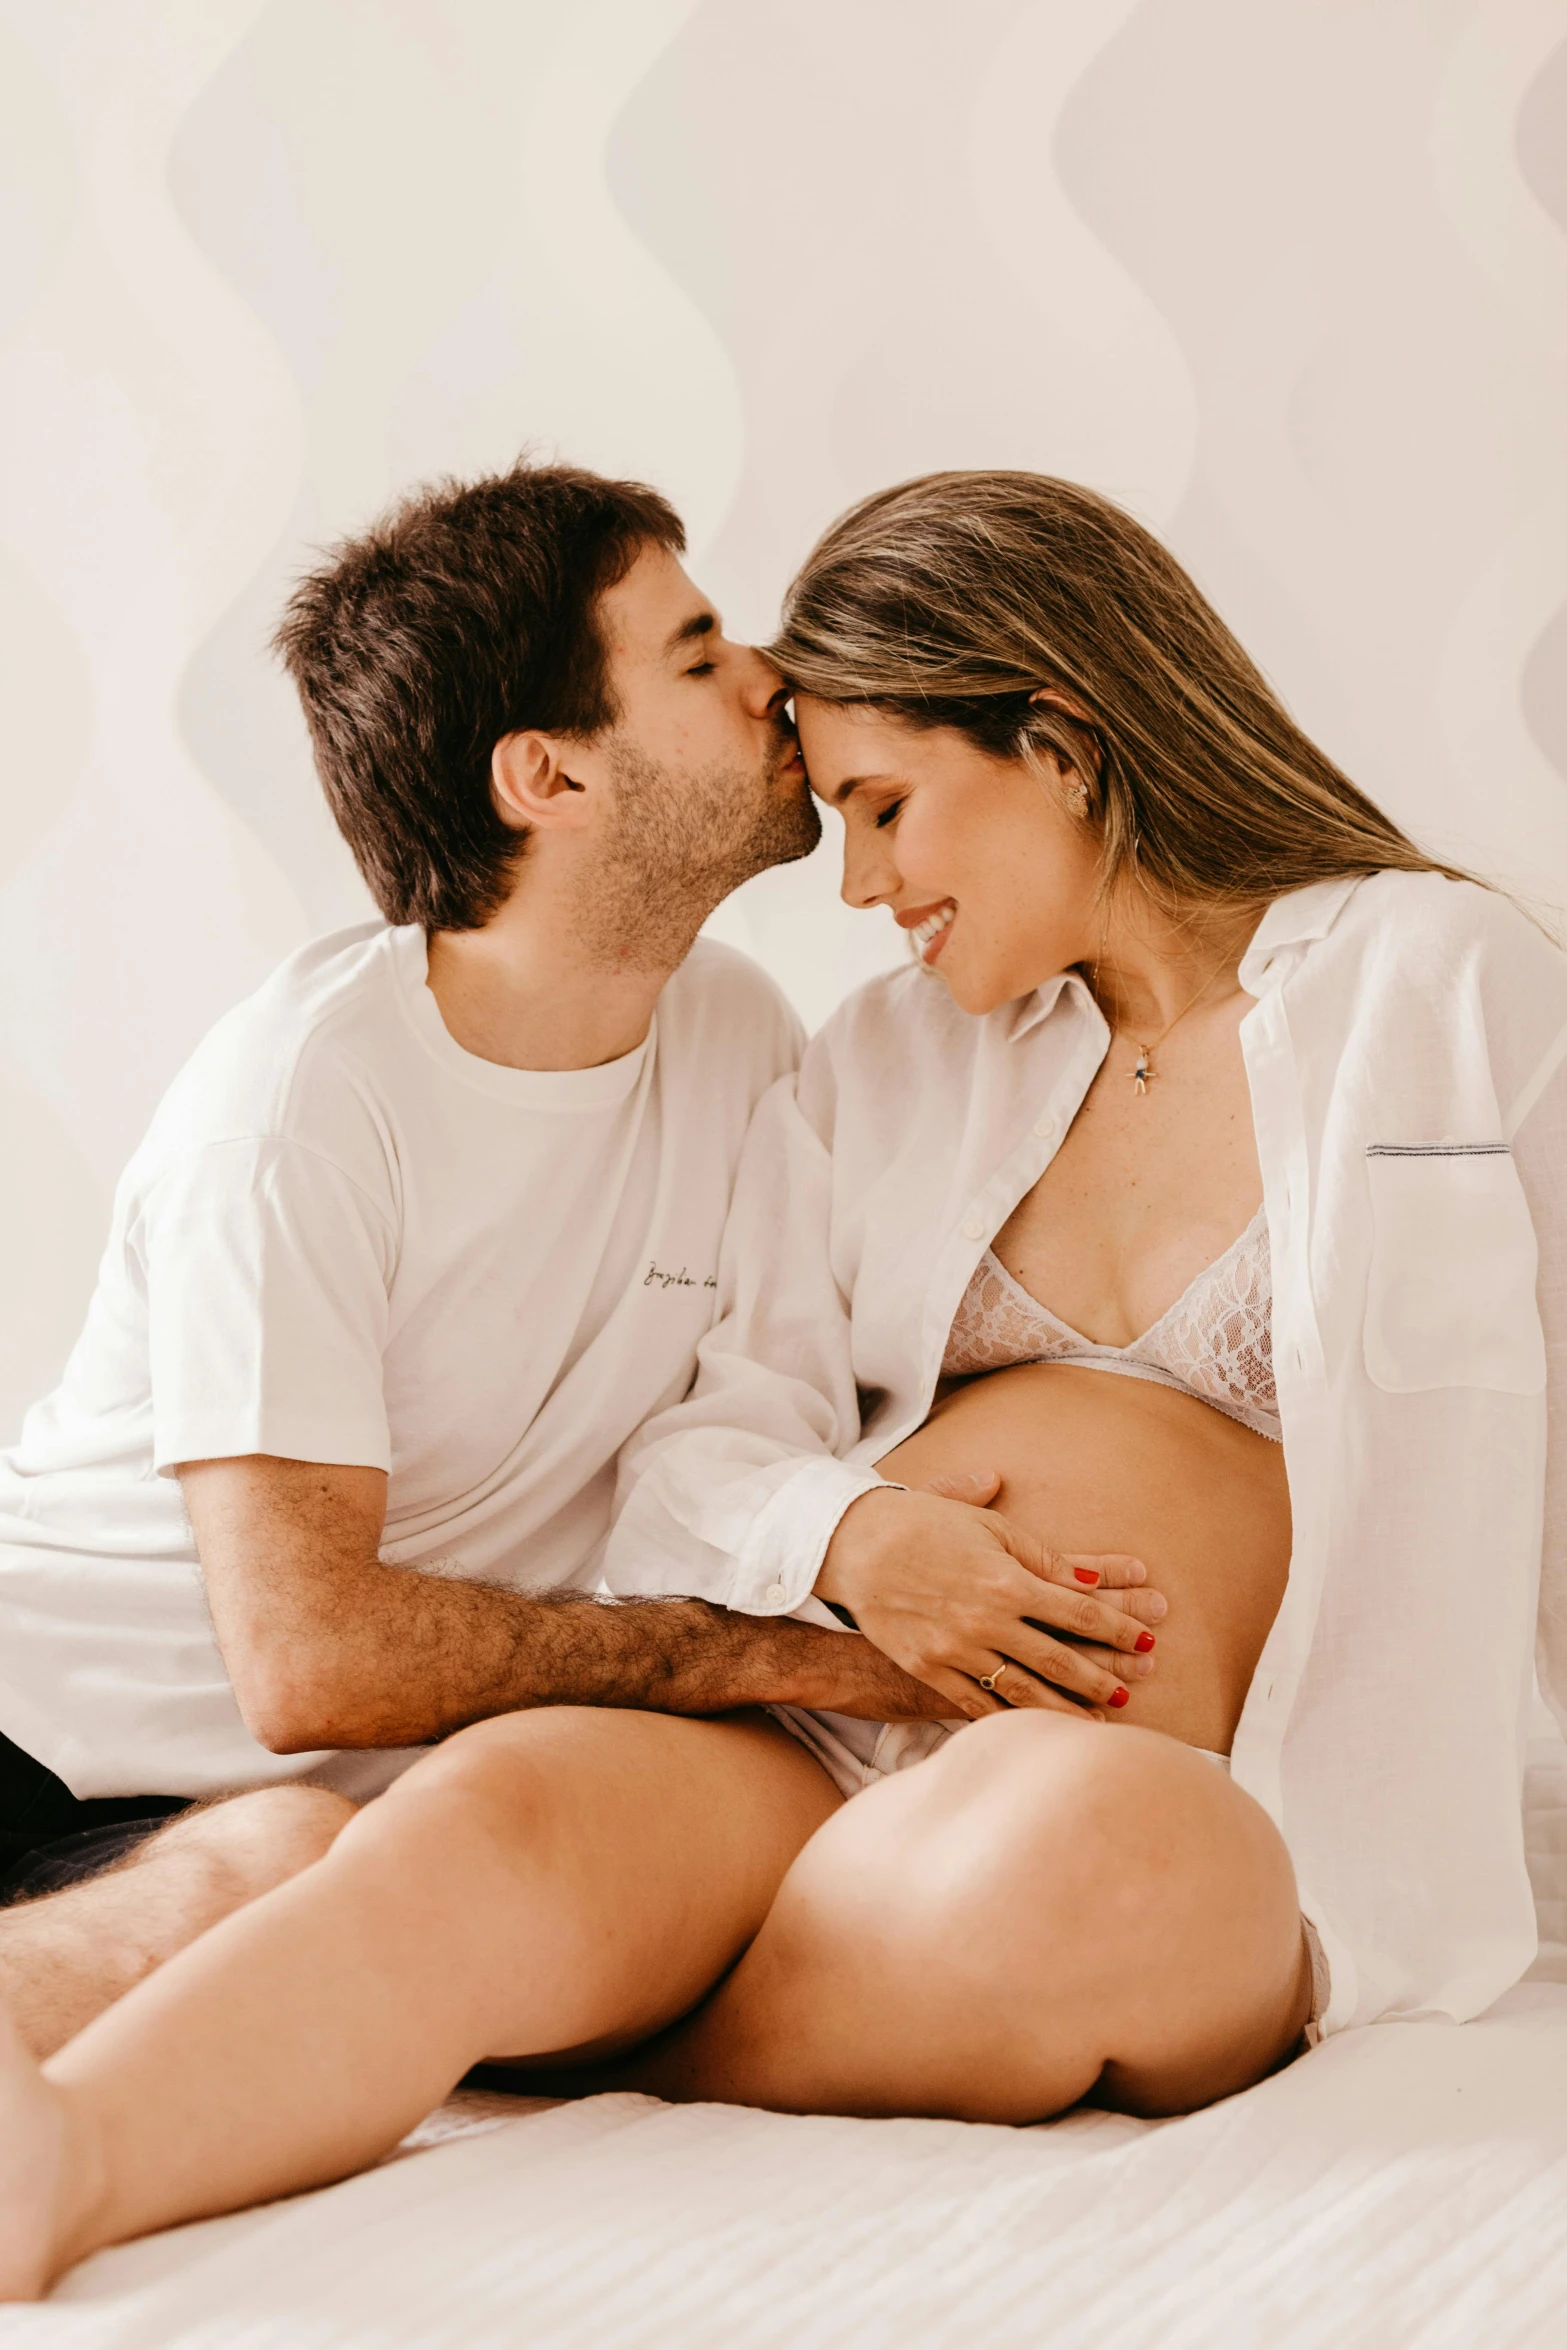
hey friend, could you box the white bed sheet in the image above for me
[7,1732,1567,2350]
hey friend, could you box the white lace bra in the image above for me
[942,1207,1281,1441]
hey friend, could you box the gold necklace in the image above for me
[1112,963,1237,1096]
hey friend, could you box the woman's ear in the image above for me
[1028,684,1097,730]
[1026,687,1102,787]
[491,732,590,834]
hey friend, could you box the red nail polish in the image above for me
[1074,1568,1100,1585]
[1135,1631,1156,1653]
[1108,1687,1130,1708]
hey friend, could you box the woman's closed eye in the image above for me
[873,797,905,830]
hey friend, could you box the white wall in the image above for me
[2,0,1565,1441]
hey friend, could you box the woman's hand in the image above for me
[814,1473,1167,1720]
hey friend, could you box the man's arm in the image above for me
[179,1455,944,1751]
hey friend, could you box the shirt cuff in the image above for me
[153,1415,392,1476]
[730,1456,901,1614]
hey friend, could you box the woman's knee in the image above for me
[347,1713,579,1869]
[822,1711,1129,1928]
[803,1715,1302,2042]
[345,1707,712,1894]
[909,1711,1292,1894]
[692,1719,1306,2126]
[930,1719,1308,2103]
[376,1706,668,1824]
[763,1711,1096,1972]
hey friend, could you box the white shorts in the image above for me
[765,1703,1232,1797]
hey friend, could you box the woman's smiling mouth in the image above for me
[904,901,956,964]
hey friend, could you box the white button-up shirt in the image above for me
[604,873,1567,2036]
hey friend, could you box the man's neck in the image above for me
[424,896,681,1072]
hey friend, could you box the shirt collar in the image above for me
[1007,967,1095,1042]
[1238,877,1364,994]
[997,876,1364,1037]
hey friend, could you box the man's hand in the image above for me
[178,1455,946,1751]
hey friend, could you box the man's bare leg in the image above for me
[0,1706,837,2299]
[0,1787,357,2057]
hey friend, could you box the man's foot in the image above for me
[0,2000,78,2300]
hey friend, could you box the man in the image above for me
[0,461,938,2056]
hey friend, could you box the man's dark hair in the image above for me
[273,460,685,929]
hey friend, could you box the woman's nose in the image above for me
[840,824,896,912]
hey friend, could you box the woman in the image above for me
[605,472,1567,2064]
[5,473,1566,2296]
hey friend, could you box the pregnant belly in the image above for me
[875,1363,1291,1756]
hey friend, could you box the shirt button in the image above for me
[1034,1114,1057,1140]
[765,1581,787,1605]
[962,1218,986,1243]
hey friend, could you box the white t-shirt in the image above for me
[0,923,801,1800]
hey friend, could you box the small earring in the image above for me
[1069,781,1089,814]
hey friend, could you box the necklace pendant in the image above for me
[1131,1055,1153,1095]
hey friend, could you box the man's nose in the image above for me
[741,644,788,718]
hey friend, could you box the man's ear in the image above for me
[491,732,592,834]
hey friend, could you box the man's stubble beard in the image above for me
[580,737,823,974]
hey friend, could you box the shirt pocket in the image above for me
[1363,1142,1545,1394]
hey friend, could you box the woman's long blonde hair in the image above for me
[771,472,1465,914]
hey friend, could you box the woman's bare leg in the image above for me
[0,1707,837,2300]
[615,1714,1311,2123]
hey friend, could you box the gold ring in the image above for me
[979,1663,1009,1694]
